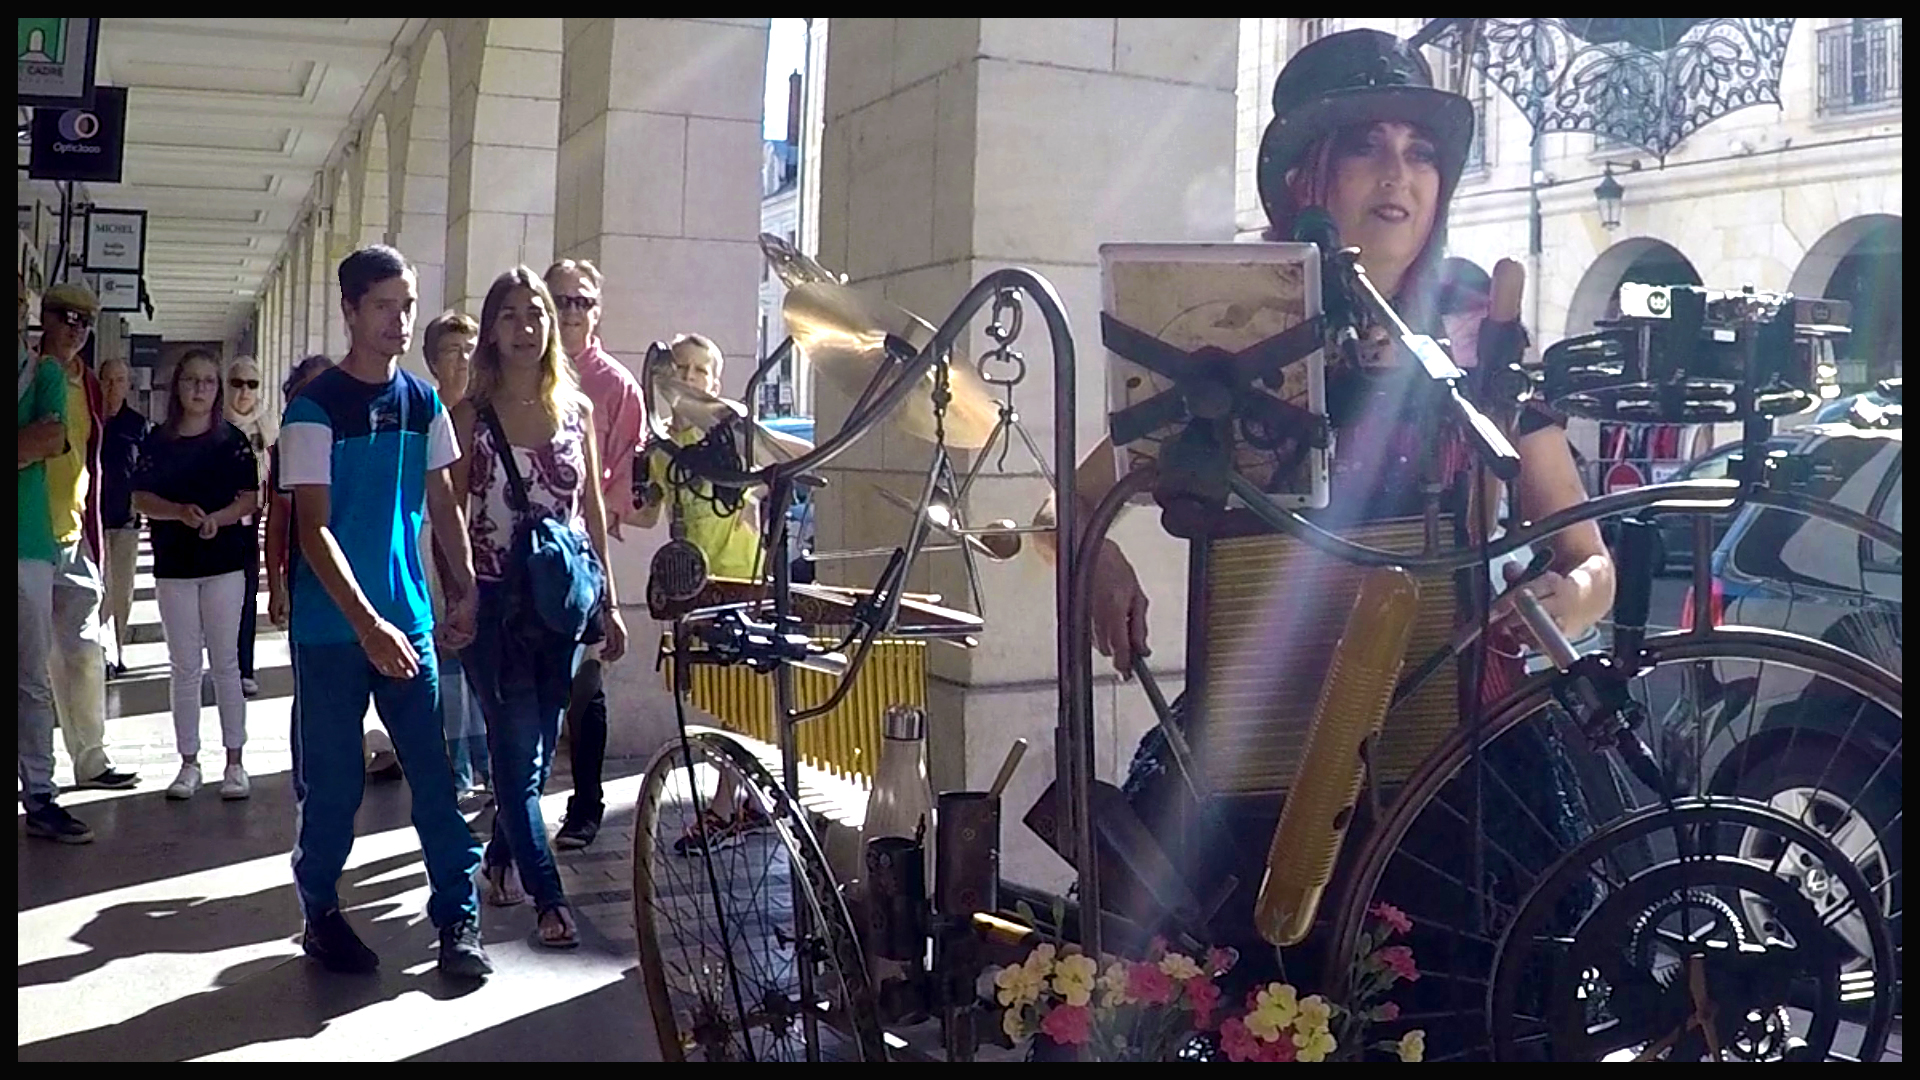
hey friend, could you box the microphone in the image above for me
[1255,566,1421,946]
[1292,207,1363,356]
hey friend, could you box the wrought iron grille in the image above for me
[1818,19,1902,115]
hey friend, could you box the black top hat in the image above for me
[1257,29,1475,229]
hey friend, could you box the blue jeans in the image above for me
[462,581,580,913]
[439,651,490,791]
[290,633,481,929]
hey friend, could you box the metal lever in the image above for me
[1513,589,1579,670]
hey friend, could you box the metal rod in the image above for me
[764,474,819,1061]
[1065,464,1160,960]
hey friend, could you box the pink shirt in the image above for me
[571,339,648,540]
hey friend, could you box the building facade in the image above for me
[1236,17,1902,396]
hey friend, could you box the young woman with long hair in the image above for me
[133,350,260,799]
[451,266,629,948]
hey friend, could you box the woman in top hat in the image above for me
[1034,27,1619,1009]
[1043,26,1614,691]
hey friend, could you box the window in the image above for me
[1294,19,1326,53]
[1817,18,1902,115]
[1434,45,1492,172]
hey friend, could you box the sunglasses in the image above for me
[230,378,261,390]
[49,307,95,331]
[554,295,599,313]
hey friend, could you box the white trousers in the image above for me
[156,570,249,758]
[50,541,111,780]
[104,526,141,662]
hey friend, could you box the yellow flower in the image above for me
[1098,961,1135,1008]
[1245,982,1300,1042]
[994,962,1046,1008]
[1398,1029,1426,1063]
[1296,994,1333,1035]
[1294,1025,1338,1063]
[1003,1006,1029,1042]
[1158,952,1203,980]
[1023,942,1059,979]
[1052,953,1100,1008]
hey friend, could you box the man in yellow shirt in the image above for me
[37,282,137,790]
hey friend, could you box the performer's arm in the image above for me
[1031,435,1120,567]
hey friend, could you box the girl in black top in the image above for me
[133,350,260,801]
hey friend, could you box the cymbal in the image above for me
[759,232,842,290]
[645,367,811,467]
[783,280,999,450]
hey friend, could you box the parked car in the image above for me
[760,416,817,581]
[1658,423,1903,980]
[1811,387,1901,429]
[1623,435,1802,578]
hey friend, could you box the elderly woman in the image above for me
[224,355,274,697]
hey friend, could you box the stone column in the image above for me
[817,18,1238,891]
[445,18,562,317]
[553,16,771,757]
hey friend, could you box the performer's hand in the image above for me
[1091,537,1150,678]
[1494,563,1592,643]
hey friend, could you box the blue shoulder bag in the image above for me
[478,404,606,642]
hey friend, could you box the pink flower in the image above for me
[1376,945,1420,982]
[1372,1001,1401,1022]
[1370,902,1413,936]
[1185,977,1223,1030]
[1264,1034,1299,1062]
[1219,1018,1264,1062]
[1207,946,1238,977]
[1039,1003,1094,1047]
[1127,961,1176,1006]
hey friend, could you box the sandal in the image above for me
[536,904,580,949]
[485,863,527,907]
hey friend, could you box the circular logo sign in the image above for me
[1604,461,1646,495]
[58,110,100,141]
[1645,287,1670,316]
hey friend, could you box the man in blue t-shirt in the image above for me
[277,245,489,980]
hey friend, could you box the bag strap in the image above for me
[478,403,534,520]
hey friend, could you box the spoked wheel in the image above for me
[632,731,886,1062]
[1326,632,1902,1062]
[1489,799,1896,1062]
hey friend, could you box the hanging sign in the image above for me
[84,207,146,273]
[28,84,128,184]
[89,271,142,313]
[18,18,100,107]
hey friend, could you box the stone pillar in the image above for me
[817,18,1238,891]
[307,215,329,357]
[553,16,770,758]
[446,18,562,316]
[289,237,310,365]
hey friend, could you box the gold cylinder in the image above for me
[1254,566,1421,946]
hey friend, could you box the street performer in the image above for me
[1035,28,1618,957]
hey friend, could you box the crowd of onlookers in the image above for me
[17,248,773,979]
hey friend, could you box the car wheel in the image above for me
[1732,740,1901,980]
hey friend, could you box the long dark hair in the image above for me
[284,353,335,398]
[162,349,225,436]
[1262,122,1456,333]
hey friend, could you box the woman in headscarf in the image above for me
[224,355,274,696]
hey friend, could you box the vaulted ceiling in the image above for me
[87,18,419,342]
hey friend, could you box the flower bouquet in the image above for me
[1217,902,1428,1062]
[989,937,1232,1062]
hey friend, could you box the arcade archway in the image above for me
[1791,214,1901,389]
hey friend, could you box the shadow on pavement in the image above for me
[18,770,425,912]
[404,967,662,1062]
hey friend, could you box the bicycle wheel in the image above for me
[633,731,887,1062]
[1324,631,1901,1063]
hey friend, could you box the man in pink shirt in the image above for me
[545,258,647,850]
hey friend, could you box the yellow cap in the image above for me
[42,281,102,317]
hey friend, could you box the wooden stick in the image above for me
[988,739,1028,800]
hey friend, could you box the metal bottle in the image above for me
[864,704,937,877]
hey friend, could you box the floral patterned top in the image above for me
[466,402,590,583]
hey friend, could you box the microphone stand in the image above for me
[1327,246,1524,481]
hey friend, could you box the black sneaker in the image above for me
[554,811,601,850]
[24,801,95,844]
[303,908,380,974]
[74,767,140,791]
[438,916,493,980]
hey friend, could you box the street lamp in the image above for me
[1594,164,1626,230]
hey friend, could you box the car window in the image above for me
[1866,465,1901,571]
[1727,434,1896,592]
